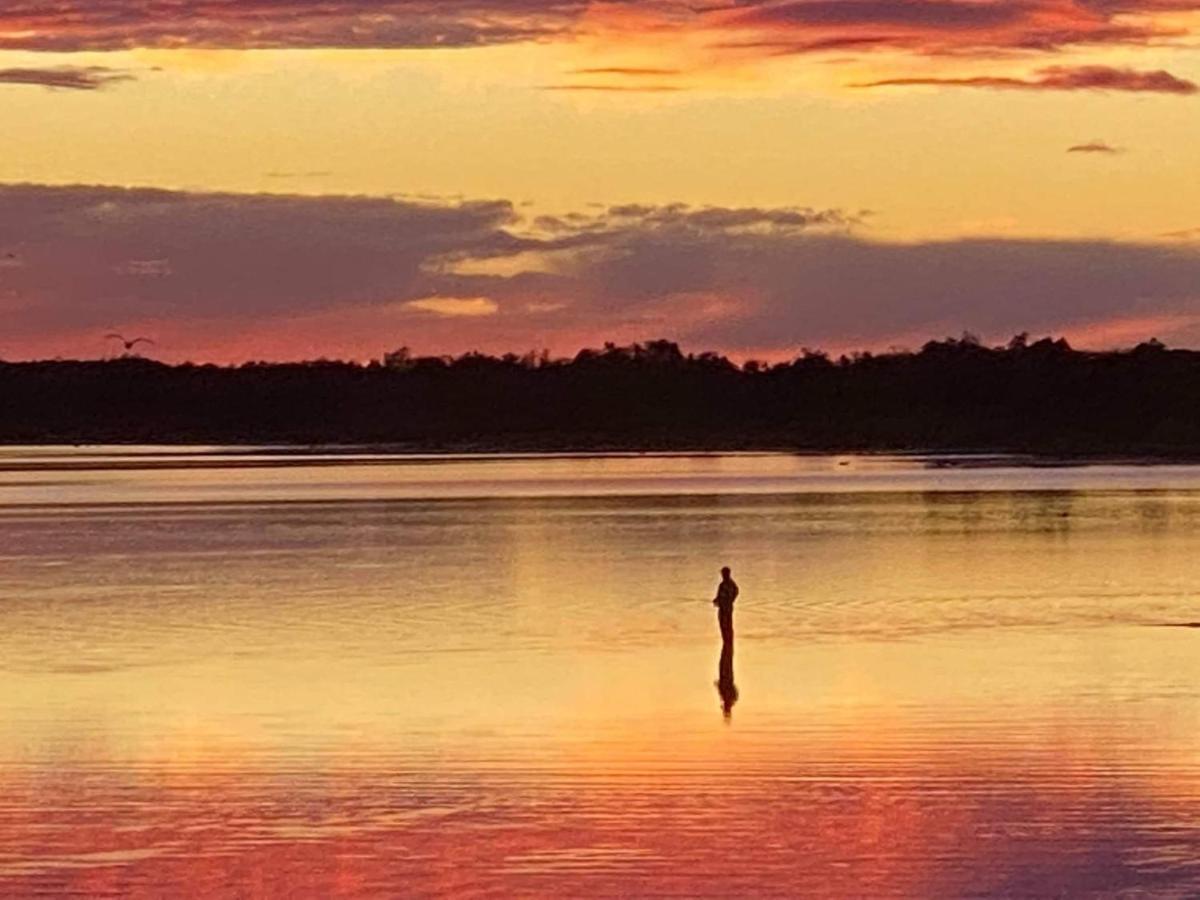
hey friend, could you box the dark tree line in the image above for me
[2,334,1198,454]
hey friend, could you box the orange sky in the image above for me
[1,1,1199,361]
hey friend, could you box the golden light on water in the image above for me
[5,450,1200,894]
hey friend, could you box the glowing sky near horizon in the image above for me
[1,1,1199,362]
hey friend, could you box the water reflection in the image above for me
[6,451,1200,895]
[716,637,738,720]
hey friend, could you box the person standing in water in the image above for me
[713,566,739,645]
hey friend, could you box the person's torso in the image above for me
[717,579,739,609]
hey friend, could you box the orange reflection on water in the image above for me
[5,694,1200,897]
[5,451,1200,895]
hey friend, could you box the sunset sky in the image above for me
[2,0,1199,362]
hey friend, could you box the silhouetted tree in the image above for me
[2,335,1199,454]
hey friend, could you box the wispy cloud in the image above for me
[553,64,688,93]
[570,67,684,76]
[857,66,1198,94]
[541,84,687,93]
[1067,141,1123,154]
[0,66,133,91]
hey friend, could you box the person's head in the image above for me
[721,566,731,579]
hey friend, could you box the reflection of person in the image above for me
[712,566,739,645]
[717,640,738,720]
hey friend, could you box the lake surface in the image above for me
[4,448,1200,897]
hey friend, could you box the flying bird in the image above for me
[105,333,155,353]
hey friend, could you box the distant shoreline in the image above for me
[7,444,1200,467]
[6,337,1200,457]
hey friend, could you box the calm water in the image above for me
[4,448,1200,897]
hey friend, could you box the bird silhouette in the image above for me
[105,333,155,354]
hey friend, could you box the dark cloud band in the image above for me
[4,184,1200,360]
[0,0,1197,54]
[0,1,590,50]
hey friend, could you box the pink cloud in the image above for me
[5,184,1200,363]
[0,0,1196,56]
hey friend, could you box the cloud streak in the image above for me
[857,65,1198,93]
[540,84,687,93]
[406,296,500,316]
[1067,140,1123,153]
[0,66,133,90]
[571,67,684,76]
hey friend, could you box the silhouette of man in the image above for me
[713,566,738,645]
